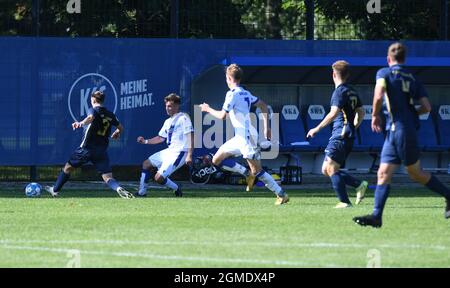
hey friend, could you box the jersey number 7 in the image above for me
[97,118,111,136]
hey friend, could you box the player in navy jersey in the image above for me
[307,60,368,208]
[44,91,134,199]
[354,42,450,228]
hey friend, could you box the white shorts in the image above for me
[148,148,187,178]
[217,136,260,160]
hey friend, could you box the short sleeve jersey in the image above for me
[158,112,193,151]
[330,84,363,140]
[376,64,428,131]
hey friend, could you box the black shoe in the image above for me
[133,192,147,197]
[445,200,450,219]
[353,214,382,228]
[174,188,183,197]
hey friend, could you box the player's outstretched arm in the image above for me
[254,99,271,140]
[372,79,385,133]
[186,132,194,166]
[307,106,340,138]
[199,103,227,120]
[111,124,124,140]
[137,136,165,145]
[72,114,94,130]
[354,107,365,129]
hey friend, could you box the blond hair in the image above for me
[332,60,350,80]
[226,64,243,82]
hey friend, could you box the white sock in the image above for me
[164,178,178,191]
[139,172,147,194]
[221,162,248,176]
[257,171,283,195]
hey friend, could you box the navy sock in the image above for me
[373,184,390,219]
[106,178,120,191]
[330,173,350,204]
[339,171,362,188]
[425,175,450,200]
[54,170,70,192]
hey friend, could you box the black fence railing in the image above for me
[0,0,448,40]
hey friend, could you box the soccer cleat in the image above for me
[355,180,368,205]
[334,202,352,209]
[44,185,59,197]
[275,193,289,205]
[445,199,450,219]
[116,187,134,199]
[353,214,382,228]
[174,188,183,197]
[133,191,147,197]
[246,174,256,192]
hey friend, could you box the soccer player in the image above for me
[307,60,368,208]
[353,42,450,228]
[44,91,133,199]
[199,64,289,205]
[135,93,193,197]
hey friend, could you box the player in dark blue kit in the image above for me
[354,42,450,227]
[307,60,368,208]
[44,91,134,199]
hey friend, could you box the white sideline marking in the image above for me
[0,239,447,251]
[0,244,336,267]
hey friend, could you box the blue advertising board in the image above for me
[1,37,449,165]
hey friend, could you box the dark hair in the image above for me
[164,93,181,105]
[388,42,406,63]
[332,60,350,80]
[91,91,105,103]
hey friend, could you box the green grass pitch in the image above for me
[0,187,449,267]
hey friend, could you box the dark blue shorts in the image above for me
[324,138,354,167]
[380,129,420,166]
[68,147,112,174]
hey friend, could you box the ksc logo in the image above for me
[68,73,118,122]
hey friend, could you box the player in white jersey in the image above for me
[199,64,289,205]
[135,93,194,197]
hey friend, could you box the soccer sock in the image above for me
[106,178,120,191]
[339,171,362,188]
[373,184,390,219]
[256,170,285,197]
[54,170,70,192]
[330,173,350,204]
[139,169,150,192]
[219,159,248,176]
[161,177,179,191]
[425,175,450,200]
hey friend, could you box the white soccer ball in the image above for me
[25,182,42,198]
